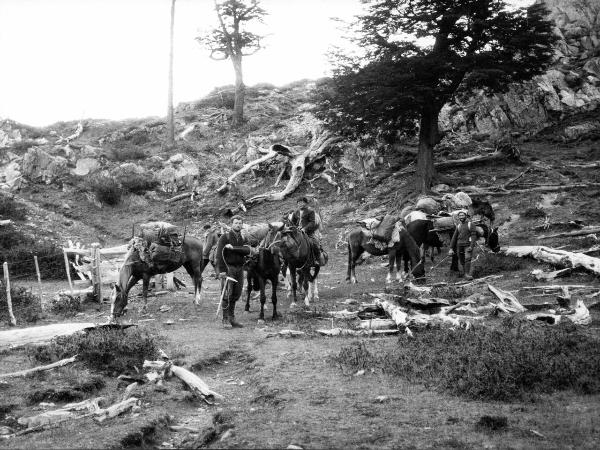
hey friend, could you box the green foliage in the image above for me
[315,1,557,143]
[522,207,547,219]
[471,253,525,278]
[110,145,147,161]
[47,293,82,317]
[334,322,600,401]
[0,286,42,323]
[29,327,160,374]
[120,173,160,195]
[87,175,123,206]
[0,194,27,221]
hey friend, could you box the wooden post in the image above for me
[63,249,74,295]
[91,244,102,302]
[34,255,43,299]
[3,262,17,326]
[166,273,175,291]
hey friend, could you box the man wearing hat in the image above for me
[448,210,477,279]
[291,196,323,266]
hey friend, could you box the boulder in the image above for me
[158,153,199,193]
[72,158,101,176]
[0,161,23,191]
[21,147,68,184]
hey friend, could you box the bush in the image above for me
[87,175,123,206]
[471,253,525,278]
[0,195,27,221]
[47,293,82,317]
[120,173,159,195]
[29,327,160,374]
[334,322,600,401]
[110,145,147,161]
[0,227,67,279]
[0,286,42,323]
[522,207,546,219]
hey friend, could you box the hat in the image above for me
[297,196,308,203]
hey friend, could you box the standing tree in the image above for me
[197,0,267,127]
[166,0,176,147]
[316,0,557,191]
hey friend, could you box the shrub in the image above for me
[334,322,600,401]
[0,286,42,323]
[522,207,546,219]
[110,145,147,161]
[47,293,82,317]
[471,253,525,278]
[120,173,159,195]
[0,194,27,221]
[29,327,160,374]
[87,175,123,206]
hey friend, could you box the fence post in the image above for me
[63,249,74,295]
[91,244,102,302]
[34,255,43,299]
[3,262,17,326]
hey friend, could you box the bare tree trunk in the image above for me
[166,0,176,146]
[416,103,440,192]
[231,55,245,127]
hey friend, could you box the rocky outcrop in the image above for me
[21,147,68,184]
[158,153,200,193]
[440,0,600,138]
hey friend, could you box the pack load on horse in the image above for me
[110,222,205,320]
[357,214,402,251]
[347,221,425,284]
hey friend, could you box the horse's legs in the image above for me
[245,272,252,312]
[289,266,298,308]
[386,248,396,284]
[271,278,279,320]
[183,262,203,306]
[395,249,404,282]
[348,244,361,284]
[258,277,266,321]
[141,273,151,313]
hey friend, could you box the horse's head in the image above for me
[472,197,495,223]
[110,284,128,318]
[279,225,301,258]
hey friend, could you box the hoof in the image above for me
[245,306,250,312]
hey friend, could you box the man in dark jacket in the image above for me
[291,196,323,265]
[215,215,253,328]
[448,211,477,279]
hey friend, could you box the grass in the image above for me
[28,327,160,374]
[0,286,43,323]
[334,320,600,401]
[472,252,525,278]
[0,194,27,221]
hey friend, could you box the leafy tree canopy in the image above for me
[316,0,558,145]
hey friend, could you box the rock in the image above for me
[563,122,600,140]
[432,183,451,193]
[72,157,101,176]
[583,57,600,79]
[0,161,23,190]
[21,147,68,184]
[158,154,199,193]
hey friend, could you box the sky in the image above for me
[0,0,362,126]
[0,0,534,127]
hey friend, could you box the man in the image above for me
[291,196,323,265]
[215,215,253,328]
[448,211,477,279]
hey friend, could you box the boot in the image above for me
[228,303,243,328]
[222,306,232,329]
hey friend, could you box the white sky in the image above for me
[0,0,534,127]
[0,0,361,126]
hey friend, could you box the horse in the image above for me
[346,226,425,284]
[406,219,444,262]
[244,247,281,321]
[265,223,325,308]
[111,236,205,319]
[471,197,495,225]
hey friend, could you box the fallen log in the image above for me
[165,191,194,203]
[264,329,306,338]
[94,397,140,423]
[0,355,77,378]
[216,147,279,194]
[0,322,96,350]
[394,150,512,177]
[460,183,600,196]
[501,245,600,276]
[526,299,591,326]
[17,397,105,429]
[327,309,359,319]
[316,327,399,337]
[170,365,224,403]
[503,167,532,188]
[530,268,572,281]
[246,131,342,205]
[372,298,409,326]
[487,284,526,313]
[358,319,397,330]
[537,226,600,240]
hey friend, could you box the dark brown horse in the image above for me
[346,227,425,284]
[111,236,205,319]
[264,223,325,308]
